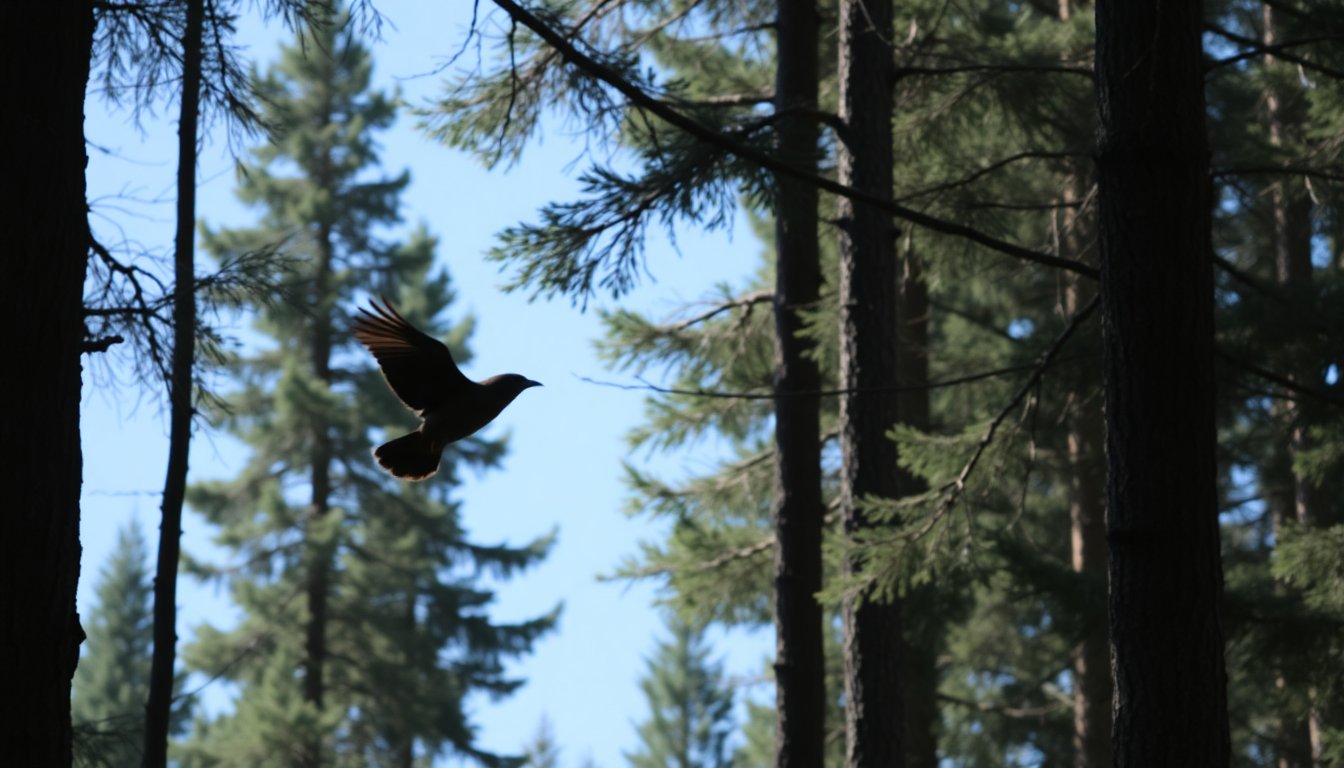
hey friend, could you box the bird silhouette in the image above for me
[353,297,541,480]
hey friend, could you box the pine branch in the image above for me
[488,0,1098,280]
[578,355,1094,400]
[1216,349,1344,406]
[892,63,1093,80]
[1204,23,1344,79]
[937,692,1068,720]
[1213,165,1344,185]
[893,150,1087,204]
[654,290,774,333]
[914,294,1100,540]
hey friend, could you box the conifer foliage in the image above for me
[429,0,1344,765]
[177,9,554,766]
[71,525,162,767]
[626,612,735,768]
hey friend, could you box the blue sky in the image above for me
[79,2,771,764]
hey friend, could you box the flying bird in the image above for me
[353,297,541,480]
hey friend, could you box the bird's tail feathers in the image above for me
[373,430,440,481]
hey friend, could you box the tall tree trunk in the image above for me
[1263,5,1320,529]
[836,0,904,765]
[1,2,95,763]
[1094,0,1231,764]
[1262,8,1326,764]
[771,2,825,766]
[1056,4,1112,762]
[143,2,205,765]
[1066,278,1110,768]
[896,238,937,768]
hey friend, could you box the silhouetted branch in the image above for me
[1205,23,1344,79]
[488,0,1098,280]
[916,294,1100,540]
[579,353,1094,400]
[82,334,125,353]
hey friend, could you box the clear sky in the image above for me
[79,2,771,765]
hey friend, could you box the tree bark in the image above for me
[771,2,826,766]
[1055,6,1112,763]
[142,2,205,765]
[1066,279,1110,768]
[1059,130,1111,768]
[0,2,94,764]
[1094,0,1231,764]
[836,0,904,765]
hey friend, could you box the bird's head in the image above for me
[484,373,543,402]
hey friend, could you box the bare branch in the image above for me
[654,290,774,333]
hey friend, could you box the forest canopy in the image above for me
[5,0,1342,766]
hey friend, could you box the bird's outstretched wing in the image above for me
[352,297,470,412]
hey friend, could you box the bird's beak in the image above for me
[525,379,543,389]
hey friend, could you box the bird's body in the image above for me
[353,298,540,480]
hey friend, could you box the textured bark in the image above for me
[1094,1,1231,765]
[1065,280,1110,768]
[143,2,204,765]
[1061,162,1111,768]
[770,3,826,766]
[0,2,94,764]
[836,0,904,765]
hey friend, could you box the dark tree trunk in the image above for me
[0,2,94,764]
[836,0,904,765]
[771,2,826,766]
[1094,0,1231,764]
[142,2,205,765]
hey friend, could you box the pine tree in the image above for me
[179,10,554,766]
[626,612,735,768]
[522,716,562,768]
[72,525,154,767]
[424,1,1344,765]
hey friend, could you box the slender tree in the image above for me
[180,11,554,766]
[1095,0,1230,763]
[834,0,904,764]
[522,716,562,768]
[771,2,827,766]
[142,1,205,765]
[626,612,735,768]
[1,2,95,763]
[1055,9,1109,765]
[72,526,154,767]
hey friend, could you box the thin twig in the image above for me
[578,354,1094,400]
[914,294,1100,540]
